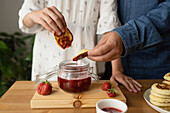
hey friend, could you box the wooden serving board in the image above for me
[31,81,126,108]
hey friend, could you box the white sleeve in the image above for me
[97,0,121,35]
[18,0,47,34]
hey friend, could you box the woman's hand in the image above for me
[110,72,142,93]
[23,6,67,35]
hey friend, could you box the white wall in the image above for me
[0,0,24,33]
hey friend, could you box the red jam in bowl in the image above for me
[101,107,122,113]
[58,76,91,93]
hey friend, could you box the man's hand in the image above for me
[110,72,142,93]
[88,31,124,61]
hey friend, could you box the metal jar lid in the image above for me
[34,60,100,84]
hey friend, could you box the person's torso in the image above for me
[47,0,100,25]
[32,0,101,80]
[118,0,170,79]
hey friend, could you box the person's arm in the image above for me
[88,1,170,61]
[111,58,142,93]
[19,0,46,34]
[113,1,170,56]
[19,0,66,34]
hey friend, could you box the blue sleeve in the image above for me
[113,1,170,56]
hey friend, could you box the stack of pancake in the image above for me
[163,72,170,85]
[149,72,170,111]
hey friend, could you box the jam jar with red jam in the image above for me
[58,60,92,93]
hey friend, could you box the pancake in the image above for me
[164,72,170,81]
[162,80,170,85]
[151,90,170,99]
[149,73,170,111]
[53,28,73,49]
[149,94,170,103]
[158,106,170,111]
[150,98,170,107]
[151,83,170,95]
[72,49,89,61]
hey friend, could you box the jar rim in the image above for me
[59,60,89,69]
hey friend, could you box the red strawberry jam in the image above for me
[58,76,91,93]
[101,107,122,113]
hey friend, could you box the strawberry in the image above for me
[37,80,52,95]
[101,81,111,90]
[107,88,116,97]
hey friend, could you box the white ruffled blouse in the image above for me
[19,0,120,81]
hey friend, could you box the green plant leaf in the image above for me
[0,41,11,55]
[14,32,22,36]
[23,35,34,40]
[0,41,8,49]
[29,36,35,45]
[1,82,6,85]
[13,47,26,56]
[0,64,14,80]
[0,32,9,37]
[25,53,32,61]
[16,38,26,46]
[0,85,8,97]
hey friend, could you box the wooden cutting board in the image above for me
[31,81,126,108]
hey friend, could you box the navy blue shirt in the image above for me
[112,0,170,79]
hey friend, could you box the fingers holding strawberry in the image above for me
[37,80,52,95]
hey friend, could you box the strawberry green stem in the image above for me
[107,88,116,93]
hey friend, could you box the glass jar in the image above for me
[35,60,100,93]
[58,60,92,92]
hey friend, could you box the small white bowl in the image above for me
[96,99,128,113]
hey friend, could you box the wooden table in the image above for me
[0,80,162,113]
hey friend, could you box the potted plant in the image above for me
[0,32,35,97]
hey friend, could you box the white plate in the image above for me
[143,88,170,113]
